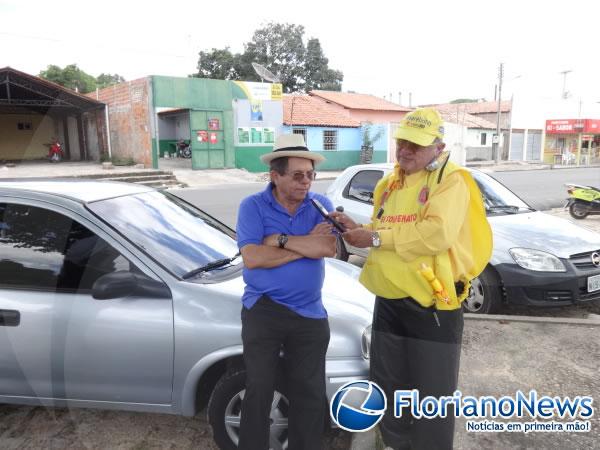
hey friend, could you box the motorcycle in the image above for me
[48,140,64,162]
[564,183,600,219]
[176,139,191,159]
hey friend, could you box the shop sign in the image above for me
[197,130,208,142]
[584,119,600,133]
[546,118,600,134]
[545,119,585,134]
[234,81,284,101]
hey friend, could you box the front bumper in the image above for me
[325,357,369,402]
[497,262,600,306]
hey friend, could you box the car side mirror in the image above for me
[92,271,171,300]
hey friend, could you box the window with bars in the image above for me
[292,128,307,141]
[323,130,337,150]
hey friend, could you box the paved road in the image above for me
[172,167,600,228]
[491,167,600,211]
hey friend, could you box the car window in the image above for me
[87,190,239,278]
[343,170,384,204]
[0,203,139,292]
[470,171,531,213]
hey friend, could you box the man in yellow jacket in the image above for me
[332,107,492,450]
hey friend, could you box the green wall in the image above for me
[235,148,387,173]
[152,76,235,110]
[152,76,236,169]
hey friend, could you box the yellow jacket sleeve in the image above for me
[378,172,469,261]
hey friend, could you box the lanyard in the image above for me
[376,177,401,219]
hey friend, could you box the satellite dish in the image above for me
[252,62,280,83]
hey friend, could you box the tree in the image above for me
[195,47,244,80]
[39,64,97,93]
[192,22,343,93]
[450,98,484,104]
[96,73,125,89]
[304,39,343,91]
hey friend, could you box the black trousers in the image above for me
[370,296,463,450]
[239,296,330,450]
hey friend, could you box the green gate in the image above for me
[190,110,225,169]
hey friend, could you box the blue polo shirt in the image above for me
[236,184,334,319]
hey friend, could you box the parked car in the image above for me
[0,179,373,450]
[326,163,600,314]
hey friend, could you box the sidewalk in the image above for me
[2,159,597,189]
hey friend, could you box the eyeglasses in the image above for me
[285,170,317,181]
[396,139,438,154]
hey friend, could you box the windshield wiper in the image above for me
[487,205,520,213]
[182,252,241,280]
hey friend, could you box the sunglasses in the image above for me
[396,139,438,154]
[285,170,317,181]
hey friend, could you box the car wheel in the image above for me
[463,267,502,314]
[208,370,289,450]
[569,202,589,219]
[335,236,350,262]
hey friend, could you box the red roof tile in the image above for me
[309,90,413,112]
[435,104,497,129]
[283,95,361,127]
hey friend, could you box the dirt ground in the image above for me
[0,404,352,450]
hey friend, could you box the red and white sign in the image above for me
[546,119,600,134]
[197,130,208,142]
[209,132,218,144]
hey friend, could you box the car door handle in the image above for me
[0,309,20,327]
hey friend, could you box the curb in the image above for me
[463,312,600,326]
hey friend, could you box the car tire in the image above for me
[569,202,589,219]
[463,266,503,314]
[335,236,350,262]
[208,369,289,450]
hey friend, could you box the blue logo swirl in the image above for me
[330,380,387,432]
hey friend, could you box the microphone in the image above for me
[336,206,344,212]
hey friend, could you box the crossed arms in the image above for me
[240,222,336,269]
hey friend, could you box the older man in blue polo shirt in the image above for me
[236,134,336,450]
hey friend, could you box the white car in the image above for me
[326,163,600,314]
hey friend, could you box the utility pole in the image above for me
[493,63,504,163]
[398,92,402,106]
[560,70,572,99]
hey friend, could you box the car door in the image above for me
[0,200,174,405]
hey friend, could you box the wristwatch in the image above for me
[371,231,381,248]
[277,233,289,249]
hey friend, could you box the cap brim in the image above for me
[260,150,326,165]
[394,127,436,147]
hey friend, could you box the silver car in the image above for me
[0,179,373,450]
[326,163,600,314]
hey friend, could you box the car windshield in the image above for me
[470,171,533,214]
[88,191,239,278]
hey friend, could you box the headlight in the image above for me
[361,324,372,359]
[509,248,566,272]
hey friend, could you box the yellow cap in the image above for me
[394,107,444,146]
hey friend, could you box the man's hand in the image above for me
[330,211,360,230]
[310,222,334,235]
[342,228,374,248]
[263,233,336,258]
